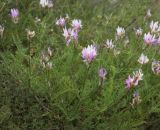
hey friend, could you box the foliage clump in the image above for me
[0,0,160,129]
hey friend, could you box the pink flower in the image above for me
[82,45,97,63]
[63,28,72,45]
[126,75,134,89]
[71,30,78,41]
[56,17,66,27]
[144,32,156,45]
[71,19,82,31]
[11,8,19,18]
[133,69,143,85]
[99,68,107,80]
[125,69,143,89]
[152,60,160,75]
[63,28,78,45]
[10,8,19,23]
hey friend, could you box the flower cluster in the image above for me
[104,28,126,55]
[71,19,82,32]
[40,47,53,69]
[130,91,142,107]
[5,4,160,111]
[56,17,66,27]
[144,32,156,45]
[63,28,78,45]
[56,15,82,45]
[126,69,143,89]
[144,21,160,45]
[82,45,97,64]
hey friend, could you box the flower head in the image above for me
[63,28,70,38]
[126,75,134,89]
[105,39,114,49]
[125,69,143,89]
[146,9,152,18]
[10,8,19,23]
[71,30,78,41]
[135,28,143,37]
[138,53,149,64]
[63,28,78,45]
[26,29,35,40]
[11,8,19,18]
[40,0,53,8]
[82,45,97,63]
[133,69,143,85]
[63,28,72,45]
[116,26,125,38]
[56,17,66,27]
[150,21,159,33]
[131,91,142,107]
[40,0,48,7]
[144,32,156,45]
[152,60,160,75]
[71,19,82,31]
[99,68,107,80]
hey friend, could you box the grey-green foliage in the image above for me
[0,0,160,130]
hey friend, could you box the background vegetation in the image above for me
[0,0,160,129]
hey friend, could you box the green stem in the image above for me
[96,78,104,97]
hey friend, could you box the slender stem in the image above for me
[29,40,31,89]
[97,78,104,96]
[82,64,90,92]
[16,0,18,6]
[74,40,78,49]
